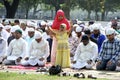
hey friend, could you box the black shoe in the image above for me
[78,73,85,78]
[88,74,97,79]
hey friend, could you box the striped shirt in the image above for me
[99,39,120,62]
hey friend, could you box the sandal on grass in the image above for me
[88,74,97,79]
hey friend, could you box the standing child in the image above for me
[49,23,71,68]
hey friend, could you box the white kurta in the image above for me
[6,38,27,61]
[21,38,49,66]
[21,27,29,39]
[0,38,7,62]
[72,41,98,69]
[0,29,9,40]
[42,32,50,40]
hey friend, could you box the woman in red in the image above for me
[51,9,70,65]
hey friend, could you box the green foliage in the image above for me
[0,72,108,80]
[0,3,4,8]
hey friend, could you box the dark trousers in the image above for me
[96,59,116,71]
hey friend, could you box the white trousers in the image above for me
[21,58,46,66]
[71,61,94,69]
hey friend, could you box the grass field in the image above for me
[0,72,108,80]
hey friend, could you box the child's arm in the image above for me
[48,26,58,34]
[66,27,71,34]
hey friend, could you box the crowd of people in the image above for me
[0,9,120,71]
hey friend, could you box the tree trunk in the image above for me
[25,9,29,19]
[3,0,20,18]
[62,0,70,20]
[95,11,99,21]
[55,5,61,13]
[101,11,105,21]
[87,10,91,20]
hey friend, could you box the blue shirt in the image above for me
[91,33,106,53]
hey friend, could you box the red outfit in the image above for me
[52,10,70,30]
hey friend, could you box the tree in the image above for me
[42,0,64,13]
[42,0,76,20]
[0,1,4,8]
[3,0,20,18]
[19,0,42,19]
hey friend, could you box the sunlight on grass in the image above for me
[0,72,108,80]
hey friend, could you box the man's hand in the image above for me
[25,57,29,60]
[72,61,76,64]
[16,57,22,62]
[107,60,113,65]
[2,56,7,61]
[87,60,92,64]
[39,57,44,61]
[96,60,101,66]
[70,53,74,57]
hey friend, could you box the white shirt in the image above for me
[0,38,7,56]
[42,32,50,40]
[29,38,49,59]
[0,29,9,40]
[74,41,98,62]
[6,38,27,58]
[21,27,29,39]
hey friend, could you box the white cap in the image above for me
[0,23,4,28]
[47,21,53,27]
[4,20,10,25]
[4,25,11,29]
[76,26,82,32]
[73,24,79,28]
[10,25,21,33]
[27,21,37,28]
[34,31,42,39]
[41,21,46,26]
[77,20,82,24]
[105,28,115,35]
[20,21,27,25]
[28,28,35,32]
[93,24,100,30]
[79,24,85,27]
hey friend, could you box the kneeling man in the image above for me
[71,35,98,69]
[21,31,49,66]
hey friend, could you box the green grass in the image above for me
[0,72,108,80]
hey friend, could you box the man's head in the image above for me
[81,35,89,46]
[28,28,35,38]
[15,29,22,39]
[76,26,82,37]
[14,19,20,25]
[93,25,100,35]
[84,28,91,36]
[35,32,42,43]
[20,21,27,31]
[105,28,115,41]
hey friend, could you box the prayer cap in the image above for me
[34,31,42,39]
[73,24,79,28]
[15,29,22,35]
[105,28,115,35]
[76,26,82,32]
[28,28,35,32]
[41,21,46,26]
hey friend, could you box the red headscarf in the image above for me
[52,9,70,30]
